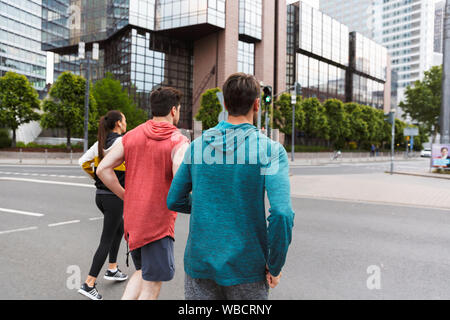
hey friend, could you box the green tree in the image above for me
[399,65,442,142]
[92,73,147,130]
[359,104,386,148]
[0,71,40,147]
[273,93,305,141]
[344,103,369,148]
[323,99,351,149]
[41,72,97,150]
[195,88,222,131]
[301,98,329,141]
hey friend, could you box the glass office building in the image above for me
[0,0,47,98]
[349,32,387,109]
[41,0,237,129]
[239,0,262,41]
[287,1,389,110]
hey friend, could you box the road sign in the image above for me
[403,127,419,137]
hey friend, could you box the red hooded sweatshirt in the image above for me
[122,120,189,251]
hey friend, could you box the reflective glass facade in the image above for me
[352,32,387,81]
[299,2,349,67]
[239,0,262,41]
[42,0,203,129]
[0,0,47,97]
[296,53,346,101]
[288,2,388,110]
[156,0,225,30]
[237,41,255,75]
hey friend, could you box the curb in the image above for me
[387,171,450,180]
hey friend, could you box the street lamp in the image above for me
[79,42,99,152]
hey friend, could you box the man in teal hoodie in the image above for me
[167,73,295,300]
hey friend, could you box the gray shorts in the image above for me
[184,273,269,300]
[131,236,175,282]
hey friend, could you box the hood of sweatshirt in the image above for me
[143,120,180,141]
[203,121,259,155]
[105,132,122,149]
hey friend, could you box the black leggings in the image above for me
[88,194,124,278]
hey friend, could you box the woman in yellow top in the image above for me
[77,110,127,300]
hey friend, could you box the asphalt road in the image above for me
[1,161,450,300]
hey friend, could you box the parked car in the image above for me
[421,148,431,158]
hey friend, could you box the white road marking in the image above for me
[48,220,80,227]
[0,207,44,217]
[0,177,95,188]
[89,217,104,221]
[0,226,38,235]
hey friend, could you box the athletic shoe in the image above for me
[78,283,103,300]
[104,268,128,281]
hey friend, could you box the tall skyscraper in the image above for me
[321,0,439,109]
[0,0,47,98]
[373,0,436,101]
[41,0,287,129]
[287,1,390,111]
[435,0,445,54]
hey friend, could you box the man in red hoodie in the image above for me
[97,87,189,300]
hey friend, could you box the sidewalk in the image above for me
[289,152,420,167]
[391,169,450,180]
[0,150,421,166]
[0,151,82,165]
[290,172,450,210]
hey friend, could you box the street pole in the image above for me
[291,93,296,162]
[441,0,450,144]
[257,82,264,130]
[83,54,91,153]
[390,111,395,175]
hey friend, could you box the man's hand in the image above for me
[266,267,282,289]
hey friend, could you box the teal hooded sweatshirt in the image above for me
[167,121,295,286]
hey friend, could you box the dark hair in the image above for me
[222,73,260,116]
[150,87,182,117]
[98,110,123,161]
[442,147,449,152]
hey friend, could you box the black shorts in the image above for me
[131,236,175,282]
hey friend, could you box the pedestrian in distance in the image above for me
[97,87,189,300]
[167,73,295,300]
[77,110,128,300]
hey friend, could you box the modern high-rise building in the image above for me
[287,1,390,111]
[320,0,439,108]
[41,0,287,130]
[0,0,47,98]
[435,0,445,54]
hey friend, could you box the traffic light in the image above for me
[295,82,302,96]
[384,112,395,124]
[263,86,272,106]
